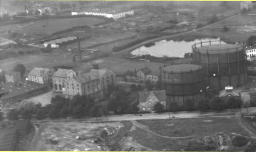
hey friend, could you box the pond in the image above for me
[131,38,225,58]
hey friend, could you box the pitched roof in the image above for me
[53,68,76,78]
[138,67,151,75]
[138,90,166,103]
[28,67,51,77]
[90,69,115,77]
[219,90,240,97]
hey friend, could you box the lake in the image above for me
[131,38,225,58]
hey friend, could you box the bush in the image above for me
[7,109,19,120]
[183,99,195,111]
[169,102,180,112]
[197,98,210,112]
[226,97,242,109]
[232,135,249,147]
[154,103,164,113]
[209,97,225,111]
[0,112,3,121]
[245,141,256,152]
[222,25,229,32]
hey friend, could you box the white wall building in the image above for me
[246,48,256,61]
[27,67,53,84]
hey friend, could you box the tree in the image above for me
[209,97,225,111]
[232,135,249,147]
[183,99,195,111]
[245,141,256,152]
[208,15,218,24]
[247,35,256,47]
[222,25,229,32]
[13,63,26,78]
[154,103,164,113]
[226,97,242,109]
[0,112,3,121]
[169,102,179,112]
[35,107,49,120]
[108,86,137,114]
[7,109,19,120]
[197,98,210,112]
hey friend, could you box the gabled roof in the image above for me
[90,69,115,78]
[138,67,151,75]
[53,68,76,78]
[219,90,240,97]
[138,90,166,103]
[28,67,51,77]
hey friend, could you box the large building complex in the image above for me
[27,67,53,84]
[52,68,115,99]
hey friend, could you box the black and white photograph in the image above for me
[0,0,256,151]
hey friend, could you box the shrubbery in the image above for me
[232,135,249,147]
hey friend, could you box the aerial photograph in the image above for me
[1,0,256,151]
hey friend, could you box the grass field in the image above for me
[14,17,106,37]
[130,116,250,150]
[33,115,251,151]
[138,117,248,137]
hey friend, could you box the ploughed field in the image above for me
[33,115,254,151]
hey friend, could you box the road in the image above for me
[34,110,238,124]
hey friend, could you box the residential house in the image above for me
[136,67,159,83]
[146,74,159,83]
[4,71,22,83]
[90,68,116,91]
[62,71,103,98]
[27,67,53,84]
[137,90,166,112]
[52,69,77,93]
[136,68,150,81]
[246,48,256,61]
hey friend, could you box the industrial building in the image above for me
[192,40,247,91]
[160,64,206,107]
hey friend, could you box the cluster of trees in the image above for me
[107,85,140,115]
[6,85,142,120]
[168,97,242,113]
[6,95,105,120]
[247,35,256,47]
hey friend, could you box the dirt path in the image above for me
[235,112,256,139]
[131,121,194,140]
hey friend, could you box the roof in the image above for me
[76,68,114,83]
[162,64,202,73]
[138,67,151,75]
[196,44,243,54]
[28,67,51,77]
[44,36,77,45]
[90,69,115,78]
[53,69,76,78]
[138,90,166,103]
[219,90,240,97]
[76,71,99,83]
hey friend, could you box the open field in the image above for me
[138,116,248,137]
[0,51,73,72]
[14,17,106,37]
[131,116,251,150]
[33,114,253,151]
[22,91,53,107]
